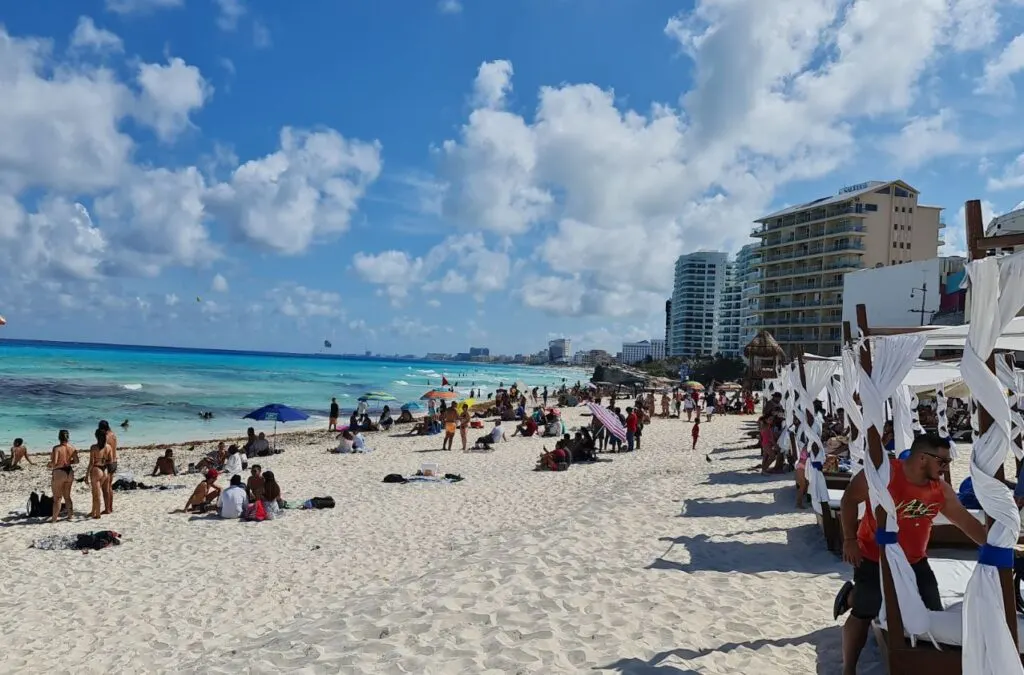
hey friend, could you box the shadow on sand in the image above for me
[598,626,842,674]
[679,490,793,520]
[648,526,841,575]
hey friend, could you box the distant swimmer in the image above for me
[120,419,130,429]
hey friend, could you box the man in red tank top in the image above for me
[834,434,986,675]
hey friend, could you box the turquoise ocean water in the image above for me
[0,340,586,451]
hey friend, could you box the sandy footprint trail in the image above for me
[1,412,871,674]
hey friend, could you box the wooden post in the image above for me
[964,198,1018,649]
[855,304,905,645]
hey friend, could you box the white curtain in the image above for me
[858,333,931,639]
[891,385,915,455]
[779,364,798,454]
[909,391,925,434]
[841,346,865,472]
[961,252,1024,675]
[996,355,1024,463]
[935,385,958,459]
[798,360,840,505]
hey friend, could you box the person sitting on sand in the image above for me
[474,420,507,449]
[151,449,178,476]
[536,445,570,471]
[243,427,257,455]
[542,413,561,438]
[334,430,356,452]
[261,471,283,519]
[250,433,271,457]
[223,445,247,475]
[396,409,415,424]
[218,474,248,519]
[247,465,264,501]
[352,433,371,453]
[379,405,394,431]
[196,442,229,472]
[183,470,221,513]
[513,415,538,437]
[5,438,35,470]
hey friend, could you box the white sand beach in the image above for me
[0,410,877,674]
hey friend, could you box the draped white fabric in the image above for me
[797,360,840,505]
[779,364,798,454]
[826,375,841,417]
[961,252,1024,675]
[935,385,957,459]
[840,346,865,472]
[996,355,1024,461]
[891,385,915,455]
[909,391,924,434]
[858,333,931,639]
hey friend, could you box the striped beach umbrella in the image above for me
[585,402,626,442]
[421,389,457,400]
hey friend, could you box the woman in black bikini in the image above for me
[49,430,79,523]
[87,428,112,519]
[98,420,118,514]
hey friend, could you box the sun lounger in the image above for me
[873,556,1024,668]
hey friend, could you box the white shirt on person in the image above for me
[491,425,504,443]
[218,485,248,519]
[223,452,245,475]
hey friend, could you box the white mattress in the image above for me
[821,489,985,526]
[877,557,1024,653]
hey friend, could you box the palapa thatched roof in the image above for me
[743,329,786,360]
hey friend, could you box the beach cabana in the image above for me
[744,330,786,386]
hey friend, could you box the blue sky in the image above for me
[2,0,1024,356]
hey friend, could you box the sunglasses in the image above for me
[920,451,952,467]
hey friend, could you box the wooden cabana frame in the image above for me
[866,200,1022,674]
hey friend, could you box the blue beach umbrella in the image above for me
[358,391,397,402]
[242,403,310,448]
[400,402,423,412]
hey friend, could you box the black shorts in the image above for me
[851,557,942,620]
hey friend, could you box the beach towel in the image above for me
[383,473,464,484]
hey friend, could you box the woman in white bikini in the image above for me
[48,430,79,523]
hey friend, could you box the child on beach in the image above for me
[691,418,700,450]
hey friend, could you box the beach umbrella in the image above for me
[400,401,423,412]
[585,402,626,442]
[718,382,742,392]
[358,391,397,402]
[684,381,705,390]
[242,403,310,449]
[421,389,457,400]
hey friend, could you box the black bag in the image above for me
[309,496,335,509]
[28,492,54,518]
[382,474,408,484]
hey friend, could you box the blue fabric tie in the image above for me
[897,449,911,460]
[876,530,898,546]
[978,544,1015,569]
[811,461,823,471]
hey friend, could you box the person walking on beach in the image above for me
[328,397,339,431]
[441,404,458,451]
[97,420,118,514]
[86,428,113,519]
[458,403,471,451]
[49,430,78,523]
[542,386,548,407]
[691,418,700,451]
[834,435,985,675]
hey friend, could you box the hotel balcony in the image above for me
[755,277,845,298]
[760,295,843,312]
[756,239,866,265]
[752,205,871,237]
[760,256,862,282]
[755,222,868,250]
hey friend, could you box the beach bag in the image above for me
[382,474,407,484]
[243,501,267,522]
[29,492,54,518]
